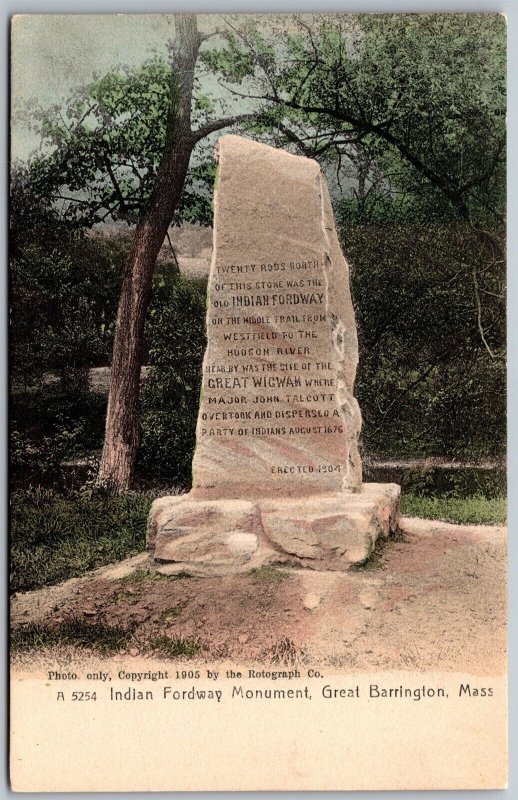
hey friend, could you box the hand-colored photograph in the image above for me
[9,12,507,791]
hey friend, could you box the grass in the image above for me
[11,619,132,654]
[251,566,290,582]
[10,488,151,594]
[116,569,180,584]
[352,547,384,572]
[160,602,189,622]
[354,492,506,574]
[269,636,298,665]
[401,493,506,525]
[109,587,145,603]
[150,635,201,658]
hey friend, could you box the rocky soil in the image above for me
[10,517,507,675]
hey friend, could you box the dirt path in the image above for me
[10,517,506,674]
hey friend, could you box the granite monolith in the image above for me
[147,135,400,575]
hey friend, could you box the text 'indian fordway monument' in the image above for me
[147,135,400,575]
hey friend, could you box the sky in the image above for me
[12,15,190,161]
[10,12,329,163]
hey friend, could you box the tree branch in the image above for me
[472,266,495,360]
[268,95,476,215]
[104,156,127,210]
[191,112,257,142]
[274,122,316,157]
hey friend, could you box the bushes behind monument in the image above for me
[10,236,126,487]
[9,226,207,488]
[340,213,505,459]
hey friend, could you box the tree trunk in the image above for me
[96,14,202,490]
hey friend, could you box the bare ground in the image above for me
[10,517,507,674]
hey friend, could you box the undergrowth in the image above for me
[10,486,506,597]
[251,566,290,582]
[10,488,151,594]
[11,618,132,653]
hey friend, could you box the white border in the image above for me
[3,3,515,798]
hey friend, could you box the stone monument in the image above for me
[147,135,400,575]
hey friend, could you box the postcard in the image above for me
[9,12,507,791]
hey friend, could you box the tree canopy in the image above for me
[204,13,505,224]
[21,60,217,228]
[19,14,506,232]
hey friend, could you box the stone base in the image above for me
[146,483,401,576]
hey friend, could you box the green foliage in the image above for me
[364,466,506,500]
[180,162,217,226]
[201,30,257,82]
[10,489,151,593]
[10,383,107,487]
[208,14,505,223]
[10,197,127,485]
[23,16,505,233]
[22,59,216,228]
[116,569,181,584]
[9,165,74,254]
[137,273,207,486]
[355,14,505,223]
[400,494,506,525]
[25,61,170,227]
[10,233,127,382]
[251,567,290,582]
[202,16,506,464]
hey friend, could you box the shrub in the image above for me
[339,217,506,459]
[10,231,129,486]
[10,237,126,383]
[138,274,207,487]
[10,382,107,487]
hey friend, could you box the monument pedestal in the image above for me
[147,484,400,576]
